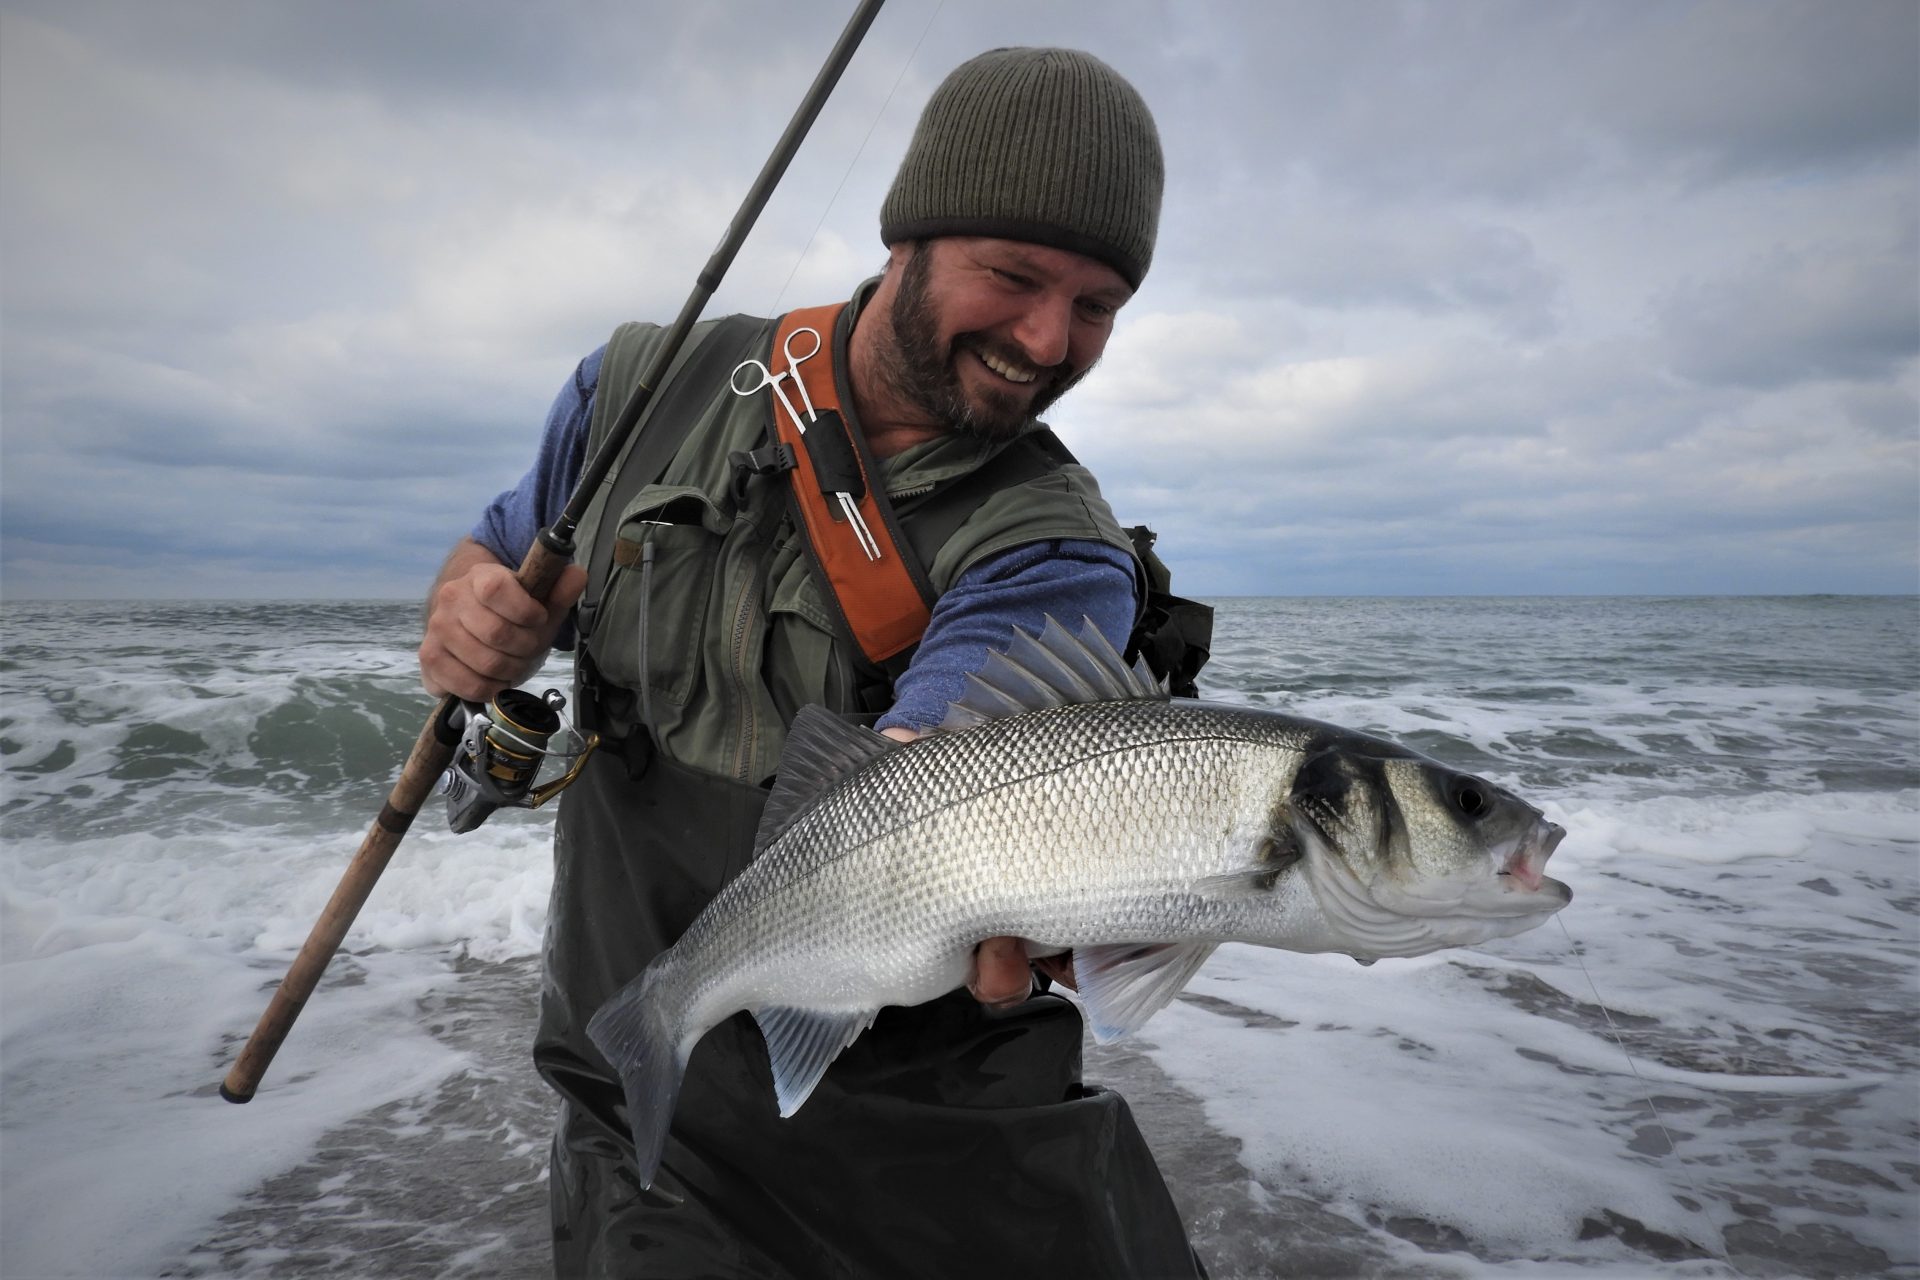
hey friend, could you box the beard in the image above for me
[876,244,1091,442]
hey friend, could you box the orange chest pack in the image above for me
[734,302,935,665]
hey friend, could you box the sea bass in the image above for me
[588,618,1571,1187]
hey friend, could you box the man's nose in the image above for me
[1010,294,1073,369]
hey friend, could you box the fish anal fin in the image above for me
[750,1005,880,1117]
[1072,940,1218,1044]
[756,707,898,852]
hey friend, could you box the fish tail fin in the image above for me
[586,971,688,1190]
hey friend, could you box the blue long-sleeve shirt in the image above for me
[472,349,1136,733]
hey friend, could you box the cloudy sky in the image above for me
[2,0,1915,599]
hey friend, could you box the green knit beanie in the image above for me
[880,47,1164,289]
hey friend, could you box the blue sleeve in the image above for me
[876,539,1139,734]
[470,346,605,565]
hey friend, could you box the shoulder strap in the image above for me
[770,303,935,665]
[896,429,1076,573]
[850,431,1093,699]
[577,313,768,638]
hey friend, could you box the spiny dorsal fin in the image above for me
[756,705,897,853]
[936,615,1165,734]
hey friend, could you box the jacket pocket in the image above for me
[594,484,732,710]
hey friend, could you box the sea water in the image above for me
[1,597,1914,1279]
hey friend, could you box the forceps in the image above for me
[730,327,882,561]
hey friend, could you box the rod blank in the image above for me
[219,0,886,1103]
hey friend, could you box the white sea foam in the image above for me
[1133,784,1919,1274]
[0,809,552,1275]
[1146,964,1712,1259]
[0,890,460,1280]
[4,818,553,960]
[249,821,556,962]
[2,596,1913,1276]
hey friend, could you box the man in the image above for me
[420,47,1202,1278]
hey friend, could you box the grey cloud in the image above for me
[1063,317,1916,597]
[2,0,1914,600]
[1579,0,1919,183]
[1659,233,1920,389]
[1,1,784,118]
[1836,384,1920,438]
[1168,197,1561,337]
[1162,0,1918,201]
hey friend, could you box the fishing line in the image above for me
[767,0,947,316]
[1553,914,1753,1278]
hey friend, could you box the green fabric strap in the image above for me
[896,430,1076,585]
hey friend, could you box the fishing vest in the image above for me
[570,282,1146,785]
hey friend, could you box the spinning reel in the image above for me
[438,689,599,833]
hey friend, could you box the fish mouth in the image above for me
[1497,820,1572,905]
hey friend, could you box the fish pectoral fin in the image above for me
[750,1005,880,1117]
[1192,867,1283,896]
[1072,941,1219,1044]
[1193,826,1305,897]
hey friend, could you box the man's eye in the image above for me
[993,269,1033,288]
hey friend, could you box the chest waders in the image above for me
[542,301,1207,1278]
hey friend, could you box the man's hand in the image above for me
[968,938,1078,1007]
[419,538,587,702]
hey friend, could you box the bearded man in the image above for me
[420,46,1205,1279]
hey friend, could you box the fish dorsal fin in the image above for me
[936,615,1165,734]
[755,705,897,853]
[1072,940,1219,1044]
[750,1004,880,1117]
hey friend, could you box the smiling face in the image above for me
[860,236,1134,446]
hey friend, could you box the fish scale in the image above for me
[588,618,1570,1188]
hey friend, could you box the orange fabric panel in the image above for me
[771,304,930,663]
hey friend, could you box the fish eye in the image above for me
[1450,779,1490,819]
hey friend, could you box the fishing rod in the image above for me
[221,0,888,1105]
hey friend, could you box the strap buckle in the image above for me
[729,441,798,505]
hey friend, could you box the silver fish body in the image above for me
[590,622,1570,1187]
